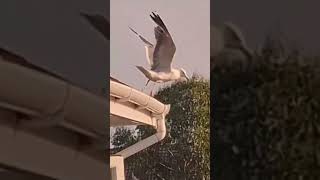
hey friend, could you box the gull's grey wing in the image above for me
[81,13,110,40]
[0,47,70,82]
[223,22,252,58]
[211,25,224,57]
[223,22,246,48]
[129,27,153,47]
[150,12,176,72]
[129,27,154,66]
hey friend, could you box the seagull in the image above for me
[211,23,253,71]
[129,12,190,93]
[80,12,110,40]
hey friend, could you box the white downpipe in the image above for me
[0,58,107,139]
[111,80,170,159]
[115,112,168,159]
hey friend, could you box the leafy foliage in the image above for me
[111,127,138,152]
[212,35,320,179]
[113,77,210,179]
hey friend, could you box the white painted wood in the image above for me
[0,110,106,180]
[0,59,107,138]
[110,156,125,180]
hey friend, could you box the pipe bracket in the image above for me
[116,88,133,103]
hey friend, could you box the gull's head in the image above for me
[179,68,190,81]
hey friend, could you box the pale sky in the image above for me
[110,0,210,89]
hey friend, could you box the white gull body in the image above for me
[130,12,189,87]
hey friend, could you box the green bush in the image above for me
[115,76,210,179]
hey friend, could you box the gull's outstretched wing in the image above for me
[80,13,110,40]
[223,22,252,57]
[150,12,176,72]
[129,27,153,47]
[0,47,70,82]
[223,22,246,48]
[129,27,154,66]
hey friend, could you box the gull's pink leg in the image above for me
[142,79,150,92]
[150,82,156,96]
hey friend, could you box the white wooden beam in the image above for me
[0,122,107,180]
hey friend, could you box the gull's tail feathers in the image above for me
[136,66,152,79]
